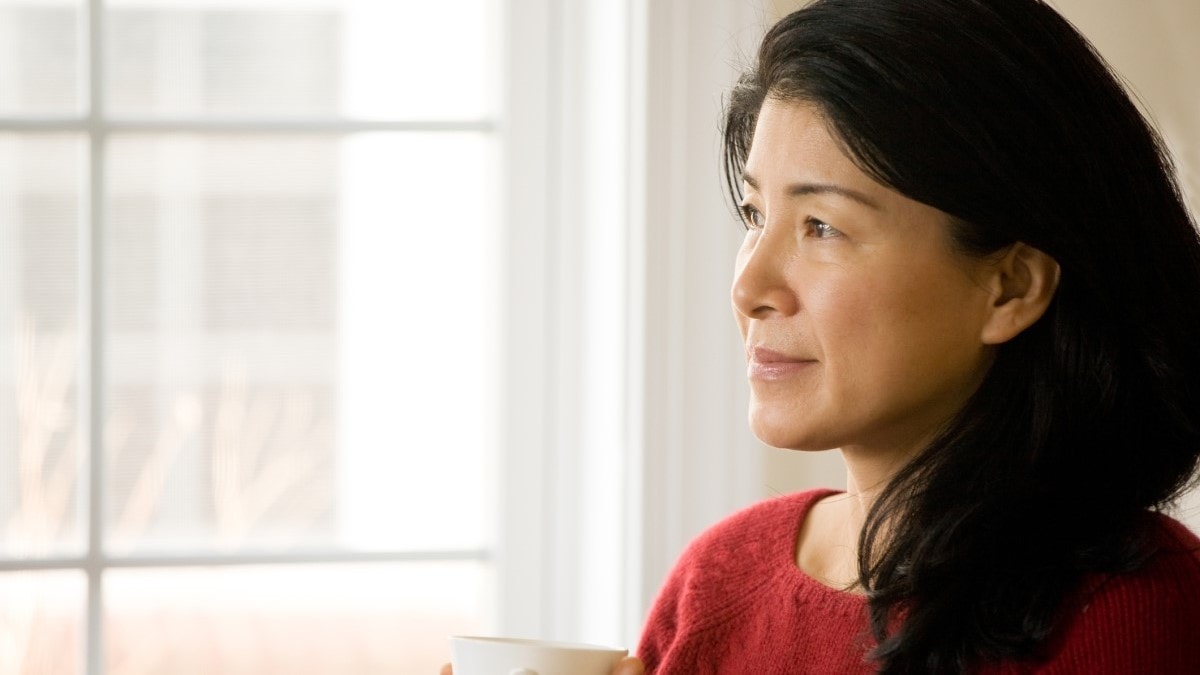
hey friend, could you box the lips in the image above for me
[746,347,817,381]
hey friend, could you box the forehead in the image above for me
[744,98,902,210]
[742,99,964,244]
[744,99,874,191]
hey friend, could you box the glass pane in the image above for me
[105,562,490,674]
[0,0,83,116]
[106,0,494,120]
[0,570,86,674]
[104,132,492,555]
[0,133,85,559]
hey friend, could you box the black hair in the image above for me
[723,0,1200,672]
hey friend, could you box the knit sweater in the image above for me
[637,489,1200,674]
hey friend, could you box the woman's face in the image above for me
[733,99,997,457]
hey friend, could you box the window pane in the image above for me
[104,132,492,555]
[0,0,82,116]
[0,133,85,560]
[105,562,489,674]
[105,0,494,120]
[0,570,86,674]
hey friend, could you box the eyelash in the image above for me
[738,204,840,238]
[739,203,765,230]
[808,218,840,238]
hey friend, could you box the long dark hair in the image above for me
[723,0,1200,671]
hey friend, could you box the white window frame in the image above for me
[499,0,771,649]
[1,0,781,669]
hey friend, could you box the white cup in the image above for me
[449,635,628,675]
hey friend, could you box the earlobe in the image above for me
[980,243,1060,345]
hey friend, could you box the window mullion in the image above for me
[85,0,105,672]
[0,548,490,573]
[0,119,495,133]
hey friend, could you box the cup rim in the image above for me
[450,635,626,654]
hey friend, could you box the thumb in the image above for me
[614,656,645,675]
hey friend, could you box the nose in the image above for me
[731,229,799,319]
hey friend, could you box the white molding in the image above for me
[545,0,634,649]
[498,0,637,647]
[624,0,769,645]
[499,0,779,651]
[494,0,554,642]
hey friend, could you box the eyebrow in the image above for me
[742,172,882,210]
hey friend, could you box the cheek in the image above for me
[806,267,967,381]
[803,275,878,351]
[848,265,990,383]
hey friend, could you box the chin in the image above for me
[748,415,837,451]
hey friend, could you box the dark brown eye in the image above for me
[739,204,764,229]
[806,217,841,238]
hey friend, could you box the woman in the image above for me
[638,0,1200,672]
[446,0,1200,672]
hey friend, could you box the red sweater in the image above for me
[638,489,1200,674]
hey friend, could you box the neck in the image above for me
[796,443,919,591]
[837,441,918,522]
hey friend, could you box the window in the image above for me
[1,0,500,671]
[4,0,810,672]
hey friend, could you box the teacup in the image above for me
[449,635,628,675]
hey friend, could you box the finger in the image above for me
[614,656,645,675]
[439,664,453,675]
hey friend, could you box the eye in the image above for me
[739,203,765,230]
[806,217,841,239]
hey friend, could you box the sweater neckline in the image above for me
[779,488,870,609]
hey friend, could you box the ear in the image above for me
[979,243,1060,345]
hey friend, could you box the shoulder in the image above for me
[1151,511,1200,558]
[1043,514,1200,672]
[1086,513,1200,606]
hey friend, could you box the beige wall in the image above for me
[1052,0,1200,216]
[756,0,1200,528]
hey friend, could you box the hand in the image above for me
[439,656,645,675]
[613,657,646,674]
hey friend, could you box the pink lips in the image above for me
[746,347,817,381]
